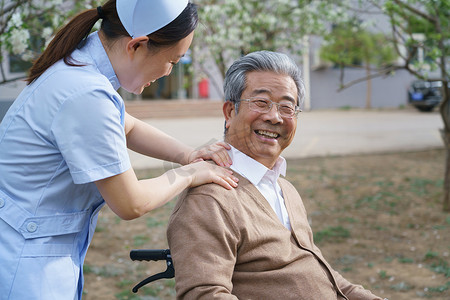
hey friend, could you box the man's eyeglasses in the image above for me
[237,97,301,119]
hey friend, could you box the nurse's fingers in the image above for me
[183,161,238,190]
[188,141,232,167]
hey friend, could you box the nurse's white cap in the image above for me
[116,0,189,38]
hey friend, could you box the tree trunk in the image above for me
[440,85,450,212]
[365,63,372,109]
[441,130,450,212]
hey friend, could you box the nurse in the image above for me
[0,0,237,299]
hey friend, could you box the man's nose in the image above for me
[263,104,283,123]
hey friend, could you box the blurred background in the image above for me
[1,0,448,114]
[0,1,448,299]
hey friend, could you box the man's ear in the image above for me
[223,101,235,130]
[126,36,149,58]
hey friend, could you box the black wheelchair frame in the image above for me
[129,249,174,293]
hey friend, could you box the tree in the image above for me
[326,0,449,211]
[320,20,397,108]
[1,0,348,92]
[377,0,449,211]
[192,0,346,96]
[0,0,101,84]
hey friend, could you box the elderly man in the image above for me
[167,51,385,300]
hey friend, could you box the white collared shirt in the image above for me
[228,146,291,230]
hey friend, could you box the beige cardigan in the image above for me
[167,174,383,300]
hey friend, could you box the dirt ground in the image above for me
[83,149,449,300]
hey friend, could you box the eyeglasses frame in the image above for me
[235,97,302,119]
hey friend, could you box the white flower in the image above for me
[42,27,54,47]
[8,13,23,29]
[10,28,30,55]
[21,50,34,61]
[43,27,53,39]
[52,14,61,28]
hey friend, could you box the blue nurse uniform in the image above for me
[0,32,131,299]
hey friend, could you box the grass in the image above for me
[314,226,350,244]
[132,235,150,247]
[83,149,450,300]
[83,264,124,277]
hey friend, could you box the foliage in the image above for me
[321,0,449,210]
[0,0,101,83]
[383,0,449,78]
[320,20,397,71]
[193,0,349,94]
[382,0,450,211]
[319,17,397,107]
[313,225,350,244]
[319,0,449,91]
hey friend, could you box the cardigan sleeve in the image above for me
[331,268,384,300]
[167,188,240,300]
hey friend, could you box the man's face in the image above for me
[223,71,298,169]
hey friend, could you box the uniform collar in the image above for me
[83,32,121,90]
[228,145,286,186]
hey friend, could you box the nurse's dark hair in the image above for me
[26,0,198,84]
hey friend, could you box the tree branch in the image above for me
[0,0,28,34]
[0,58,6,81]
[390,17,410,61]
[342,0,383,15]
[392,0,437,24]
[388,11,421,68]
[337,65,402,91]
[338,60,447,93]
[1,0,27,15]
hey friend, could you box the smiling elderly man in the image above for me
[167,51,386,300]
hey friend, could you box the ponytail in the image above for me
[26,9,100,84]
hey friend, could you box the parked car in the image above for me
[408,80,448,112]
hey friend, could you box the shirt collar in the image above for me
[83,32,121,90]
[228,145,286,186]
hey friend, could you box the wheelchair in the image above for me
[129,249,174,293]
[130,249,390,300]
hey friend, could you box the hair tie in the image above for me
[97,6,105,19]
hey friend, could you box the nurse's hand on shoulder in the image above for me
[188,141,232,167]
[96,162,238,220]
[181,160,238,190]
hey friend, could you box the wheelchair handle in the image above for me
[130,249,171,262]
[130,249,174,293]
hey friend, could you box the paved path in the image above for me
[129,109,444,170]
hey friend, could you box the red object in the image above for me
[198,78,209,98]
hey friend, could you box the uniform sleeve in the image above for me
[51,88,131,184]
[167,190,240,300]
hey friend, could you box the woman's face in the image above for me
[120,32,194,95]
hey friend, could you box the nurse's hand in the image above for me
[96,161,238,221]
[179,161,238,190]
[188,141,232,167]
